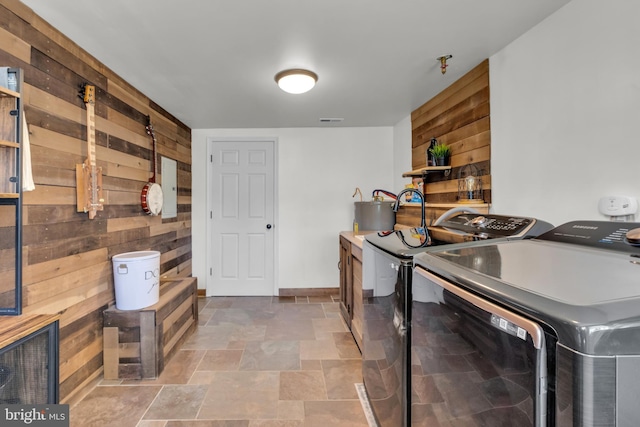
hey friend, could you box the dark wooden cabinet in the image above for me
[339,234,363,351]
[350,244,363,350]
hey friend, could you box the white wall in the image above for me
[192,127,394,292]
[393,115,412,191]
[490,0,640,226]
[191,0,640,293]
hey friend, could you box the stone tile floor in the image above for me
[69,295,370,427]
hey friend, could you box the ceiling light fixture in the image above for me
[275,69,318,94]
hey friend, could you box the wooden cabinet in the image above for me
[350,244,363,350]
[0,67,23,315]
[0,314,60,403]
[339,236,353,329]
[339,234,364,351]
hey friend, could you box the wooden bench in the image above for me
[102,276,198,379]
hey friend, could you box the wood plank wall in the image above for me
[410,59,491,204]
[0,1,192,402]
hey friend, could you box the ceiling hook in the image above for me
[436,55,453,74]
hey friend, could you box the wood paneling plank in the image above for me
[413,96,489,148]
[107,216,150,233]
[103,327,119,380]
[139,311,156,378]
[22,280,110,315]
[59,353,103,402]
[163,316,193,359]
[107,79,150,117]
[22,248,108,285]
[59,338,103,382]
[24,260,111,305]
[95,115,148,149]
[0,26,31,62]
[23,184,77,205]
[412,59,489,126]
[150,220,190,237]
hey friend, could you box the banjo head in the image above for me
[141,182,163,215]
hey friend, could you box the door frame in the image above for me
[205,137,279,297]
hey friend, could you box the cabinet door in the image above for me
[351,255,363,350]
[339,236,353,327]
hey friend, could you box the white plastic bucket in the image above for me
[112,251,160,310]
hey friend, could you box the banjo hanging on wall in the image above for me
[76,84,104,219]
[141,116,163,215]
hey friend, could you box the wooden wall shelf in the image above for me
[0,140,20,148]
[402,166,451,178]
[395,203,491,228]
[400,202,489,209]
[0,86,20,98]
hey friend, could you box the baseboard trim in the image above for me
[197,288,339,297]
[279,287,338,297]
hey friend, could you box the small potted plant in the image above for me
[428,143,451,166]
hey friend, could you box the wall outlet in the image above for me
[598,196,638,217]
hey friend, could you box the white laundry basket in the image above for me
[112,251,160,310]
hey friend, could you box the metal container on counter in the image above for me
[354,199,395,231]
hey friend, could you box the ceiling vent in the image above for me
[319,118,344,123]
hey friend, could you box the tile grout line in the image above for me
[135,384,166,427]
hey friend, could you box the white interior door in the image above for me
[208,139,276,296]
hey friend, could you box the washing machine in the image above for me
[362,212,553,427]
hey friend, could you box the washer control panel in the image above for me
[439,214,551,239]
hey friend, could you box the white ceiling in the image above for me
[21,0,571,129]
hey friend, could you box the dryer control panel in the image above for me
[537,220,640,254]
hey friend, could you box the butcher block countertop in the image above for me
[339,231,371,249]
[0,314,60,349]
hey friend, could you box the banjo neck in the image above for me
[141,116,163,216]
[76,84,104,219]
[146,116,157,183]
[84,85,97,169]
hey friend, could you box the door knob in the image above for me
[266,224,272,230]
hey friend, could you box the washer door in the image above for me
[412,267,548,427]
